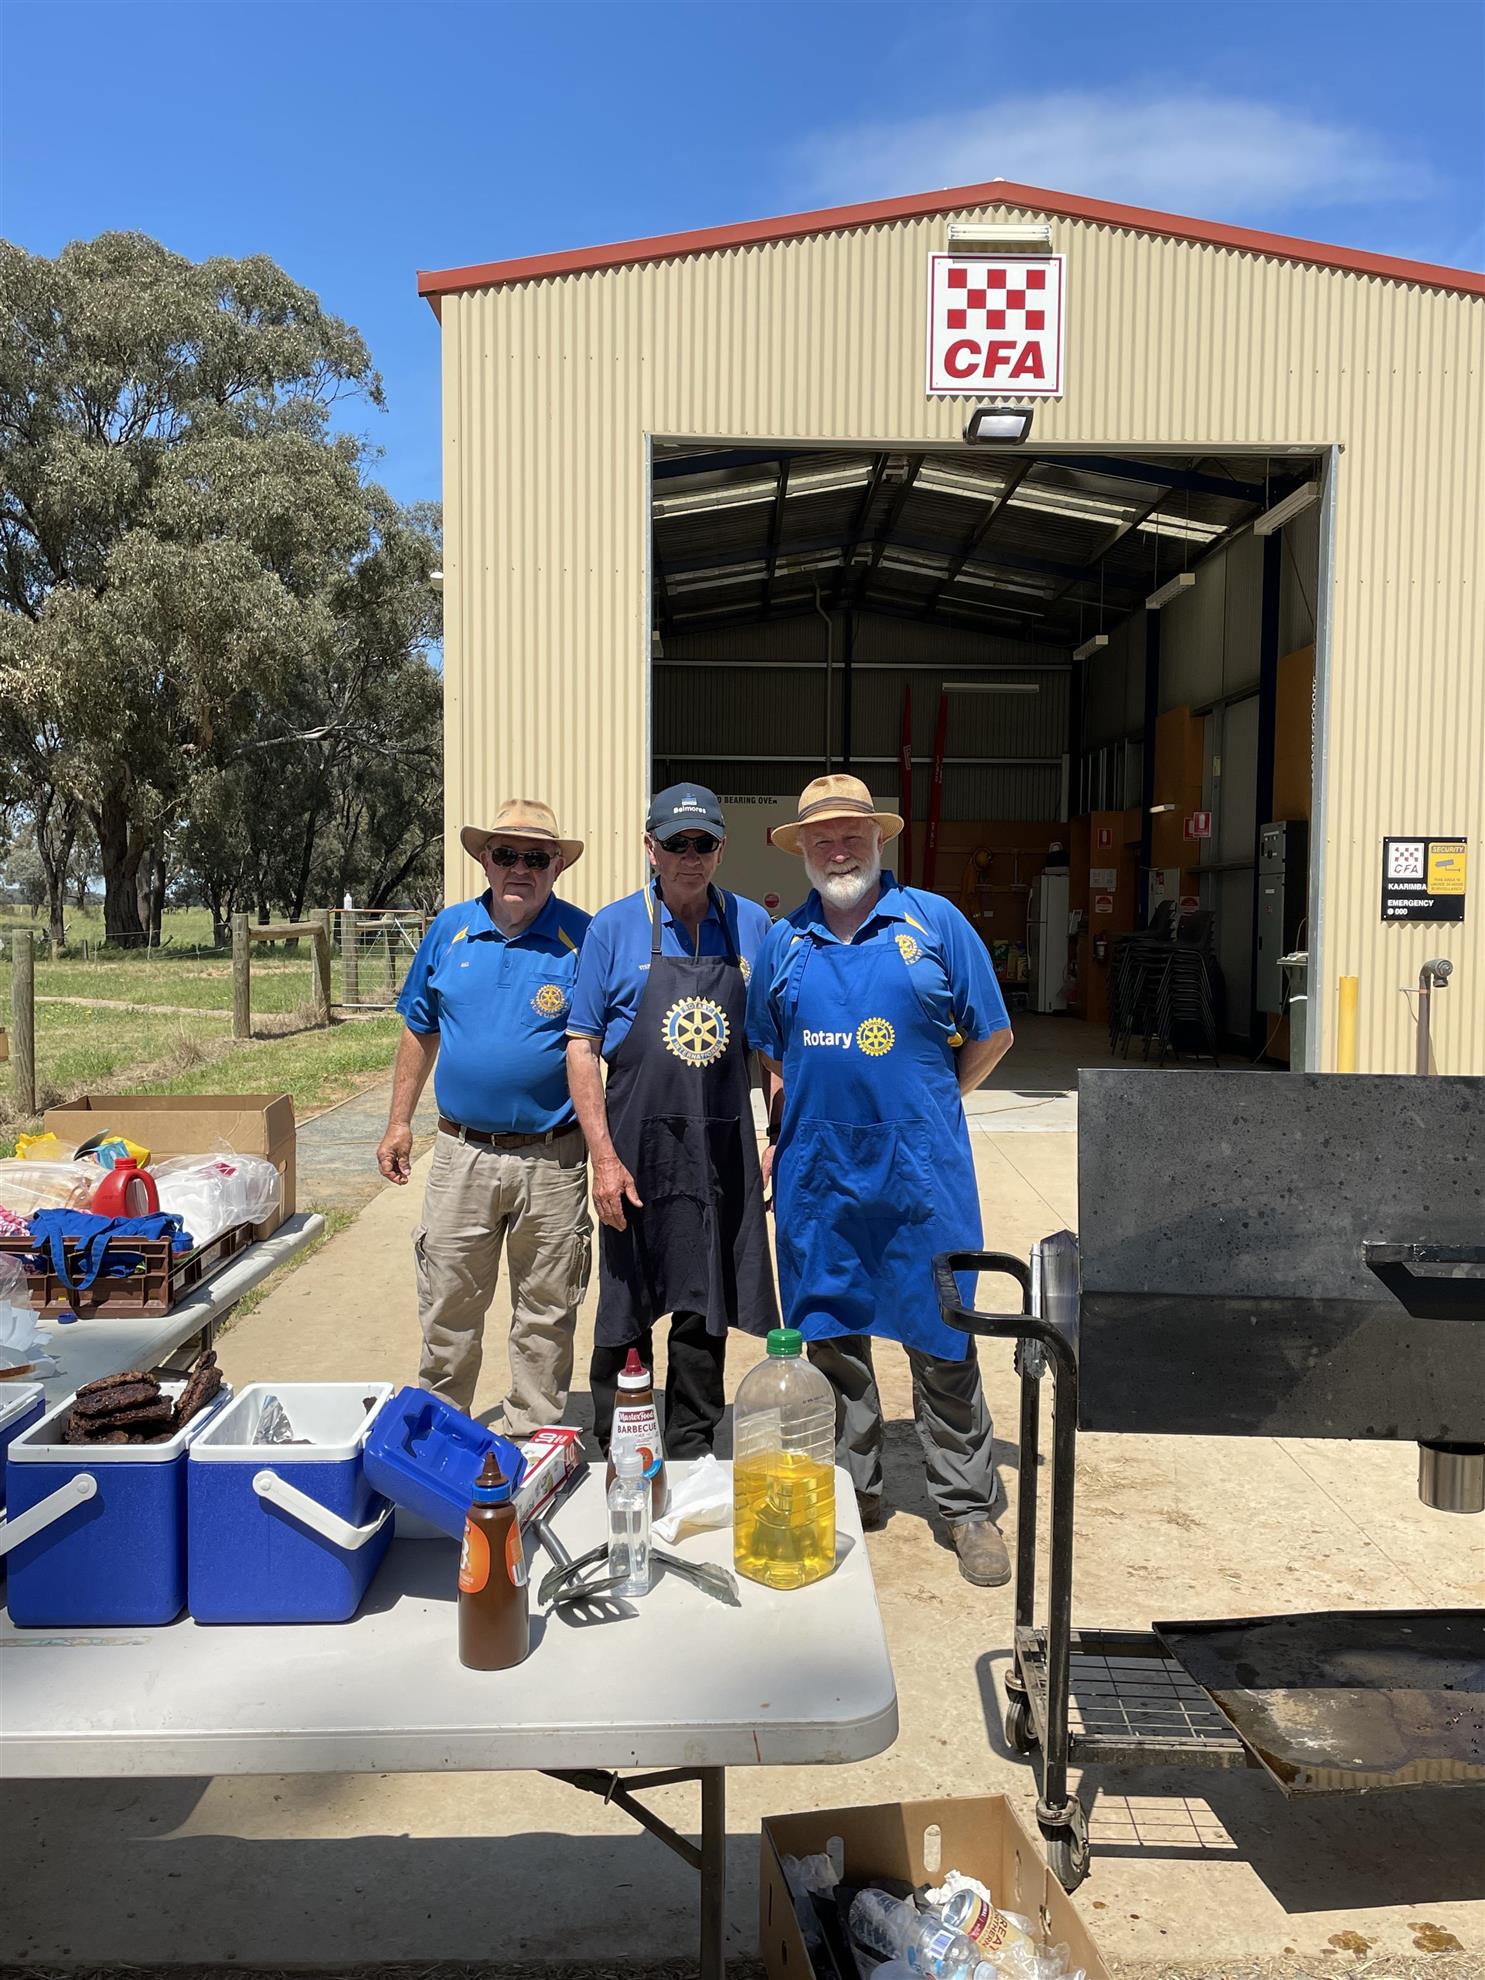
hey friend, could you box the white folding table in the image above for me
[0,1460,898,1976]
[31,1211,325,1403]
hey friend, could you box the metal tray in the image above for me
[1153,1609,1485,1794]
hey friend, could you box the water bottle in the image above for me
[608,1444,651,1596]
[849,1889,992,1979]
[732,1327,836,1590]
[942,1887,1042,1970]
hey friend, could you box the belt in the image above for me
[438,1116,573,1150]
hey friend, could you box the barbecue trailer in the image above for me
[936,1068,1485,1889]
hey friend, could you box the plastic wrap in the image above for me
[0,1160,97,1216]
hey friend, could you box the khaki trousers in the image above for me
[413,1126,591,1433]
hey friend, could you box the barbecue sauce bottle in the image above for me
[458,1450,529,1670]
[606,1348,667,1515]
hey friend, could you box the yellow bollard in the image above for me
[1336,975,1359,1072]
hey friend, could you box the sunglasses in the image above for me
[661,833,720,857]
[487,845,554,870]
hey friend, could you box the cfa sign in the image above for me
[926,254,1066,397]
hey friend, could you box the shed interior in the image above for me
[650,441,1325,1067]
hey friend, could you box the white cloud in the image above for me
[796,90,1443,217]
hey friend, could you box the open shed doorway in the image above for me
[648,441,1327,1086]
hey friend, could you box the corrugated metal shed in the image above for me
[427,180,1485,1073]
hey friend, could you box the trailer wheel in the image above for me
[1048,1823,1090,1892]
[1004,1692,1039,1755]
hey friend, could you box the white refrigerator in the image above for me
[1029,870,1071,1013]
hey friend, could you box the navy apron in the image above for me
[773,920,982,1361]
[595,886,778,1347]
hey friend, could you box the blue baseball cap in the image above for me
[646,784,726,843]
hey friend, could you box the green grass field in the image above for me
[1,907,409,1154]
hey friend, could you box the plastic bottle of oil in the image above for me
[733,1328,836,1590]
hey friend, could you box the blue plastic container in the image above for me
[188,1383,393,1624]
[363,1385,524,1540]
[2,1378,229,1627]
[0,1382,45,1511]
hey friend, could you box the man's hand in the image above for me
[593,1152,643,1231]
[377,1122,414,1185]
[760,1140,777,1204]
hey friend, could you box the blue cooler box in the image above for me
[188,1383,393,1623]
[363,1385,523,1540]
[0,1382,45,1509]
[2,1378,229,1626]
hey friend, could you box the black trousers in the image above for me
[590,1309,727,1460]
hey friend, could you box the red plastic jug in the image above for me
[90,1158,160,1217]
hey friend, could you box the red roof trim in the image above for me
[417,178,1485,312]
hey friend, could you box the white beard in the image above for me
[805,851,882,911]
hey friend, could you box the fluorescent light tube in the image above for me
[1253,481,1320,536]
[1073,633,1109,661]
[1145,572,1197,610]
[946,223,1054,251]
[943,681,1039,694]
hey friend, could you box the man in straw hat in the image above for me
[746,773,1015,1585]
[378,800,593,1431]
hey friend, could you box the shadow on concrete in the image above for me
[0,1788,762,1968]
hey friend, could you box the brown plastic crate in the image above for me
[0,1223,251,1317]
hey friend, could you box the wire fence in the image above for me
[335,908,431,1011]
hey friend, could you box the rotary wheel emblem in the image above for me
[856,1016,896,1057]
[894,933,921,965]
[739,956,752,984]
[663,997,731,1068]
[532,983,568,1016]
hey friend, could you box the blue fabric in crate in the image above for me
[25,1210,194,1294]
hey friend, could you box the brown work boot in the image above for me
[856,1491,887,1531]
[951,1516,1011,1587]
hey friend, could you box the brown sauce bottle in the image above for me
[458,1450,530,1670]
[606,1348,667,1514]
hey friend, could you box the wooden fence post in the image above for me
[231,913,251,1039]
[311,909,333,1027]
[10,926,37,1116]
[341,907,359,1006]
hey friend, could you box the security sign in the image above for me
[926,255,1066,397]
[1382,836,1467,923]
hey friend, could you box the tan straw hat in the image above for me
[771,773,904,856]
[460,798,583,866]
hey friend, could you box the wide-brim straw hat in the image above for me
[771,774,904,856]
[460,798,583,866]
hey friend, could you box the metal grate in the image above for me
[1017,1626,1247,1768]
[335,908,430,1011]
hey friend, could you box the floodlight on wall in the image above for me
[1072,633,1109,662]
[1145,572,1197,611]
[946,222,1054,253]
[1253,480,1320,536]
[964,405,1034,445]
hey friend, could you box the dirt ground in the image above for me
[4,1028,1482,1976]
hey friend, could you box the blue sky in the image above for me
[4,0,1481,513]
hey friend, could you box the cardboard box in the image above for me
[44,1093,295,1241]
[760,1795,1111,1979]
[513,1425,584,1531]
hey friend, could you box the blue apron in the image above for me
[773,923,982,1362]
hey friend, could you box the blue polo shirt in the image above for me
[567,882,773,1061]
[397,890,592,1133]
[746,870,1009,1061]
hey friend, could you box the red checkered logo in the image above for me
[926,255,1065,397]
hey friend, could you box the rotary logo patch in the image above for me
[856,1016,896,1057]
[663,997,731,1068]
[894,933,921,965]
[739,956,752,983]
[532,983,568,1017]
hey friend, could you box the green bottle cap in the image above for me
[766,1327,804,1357]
